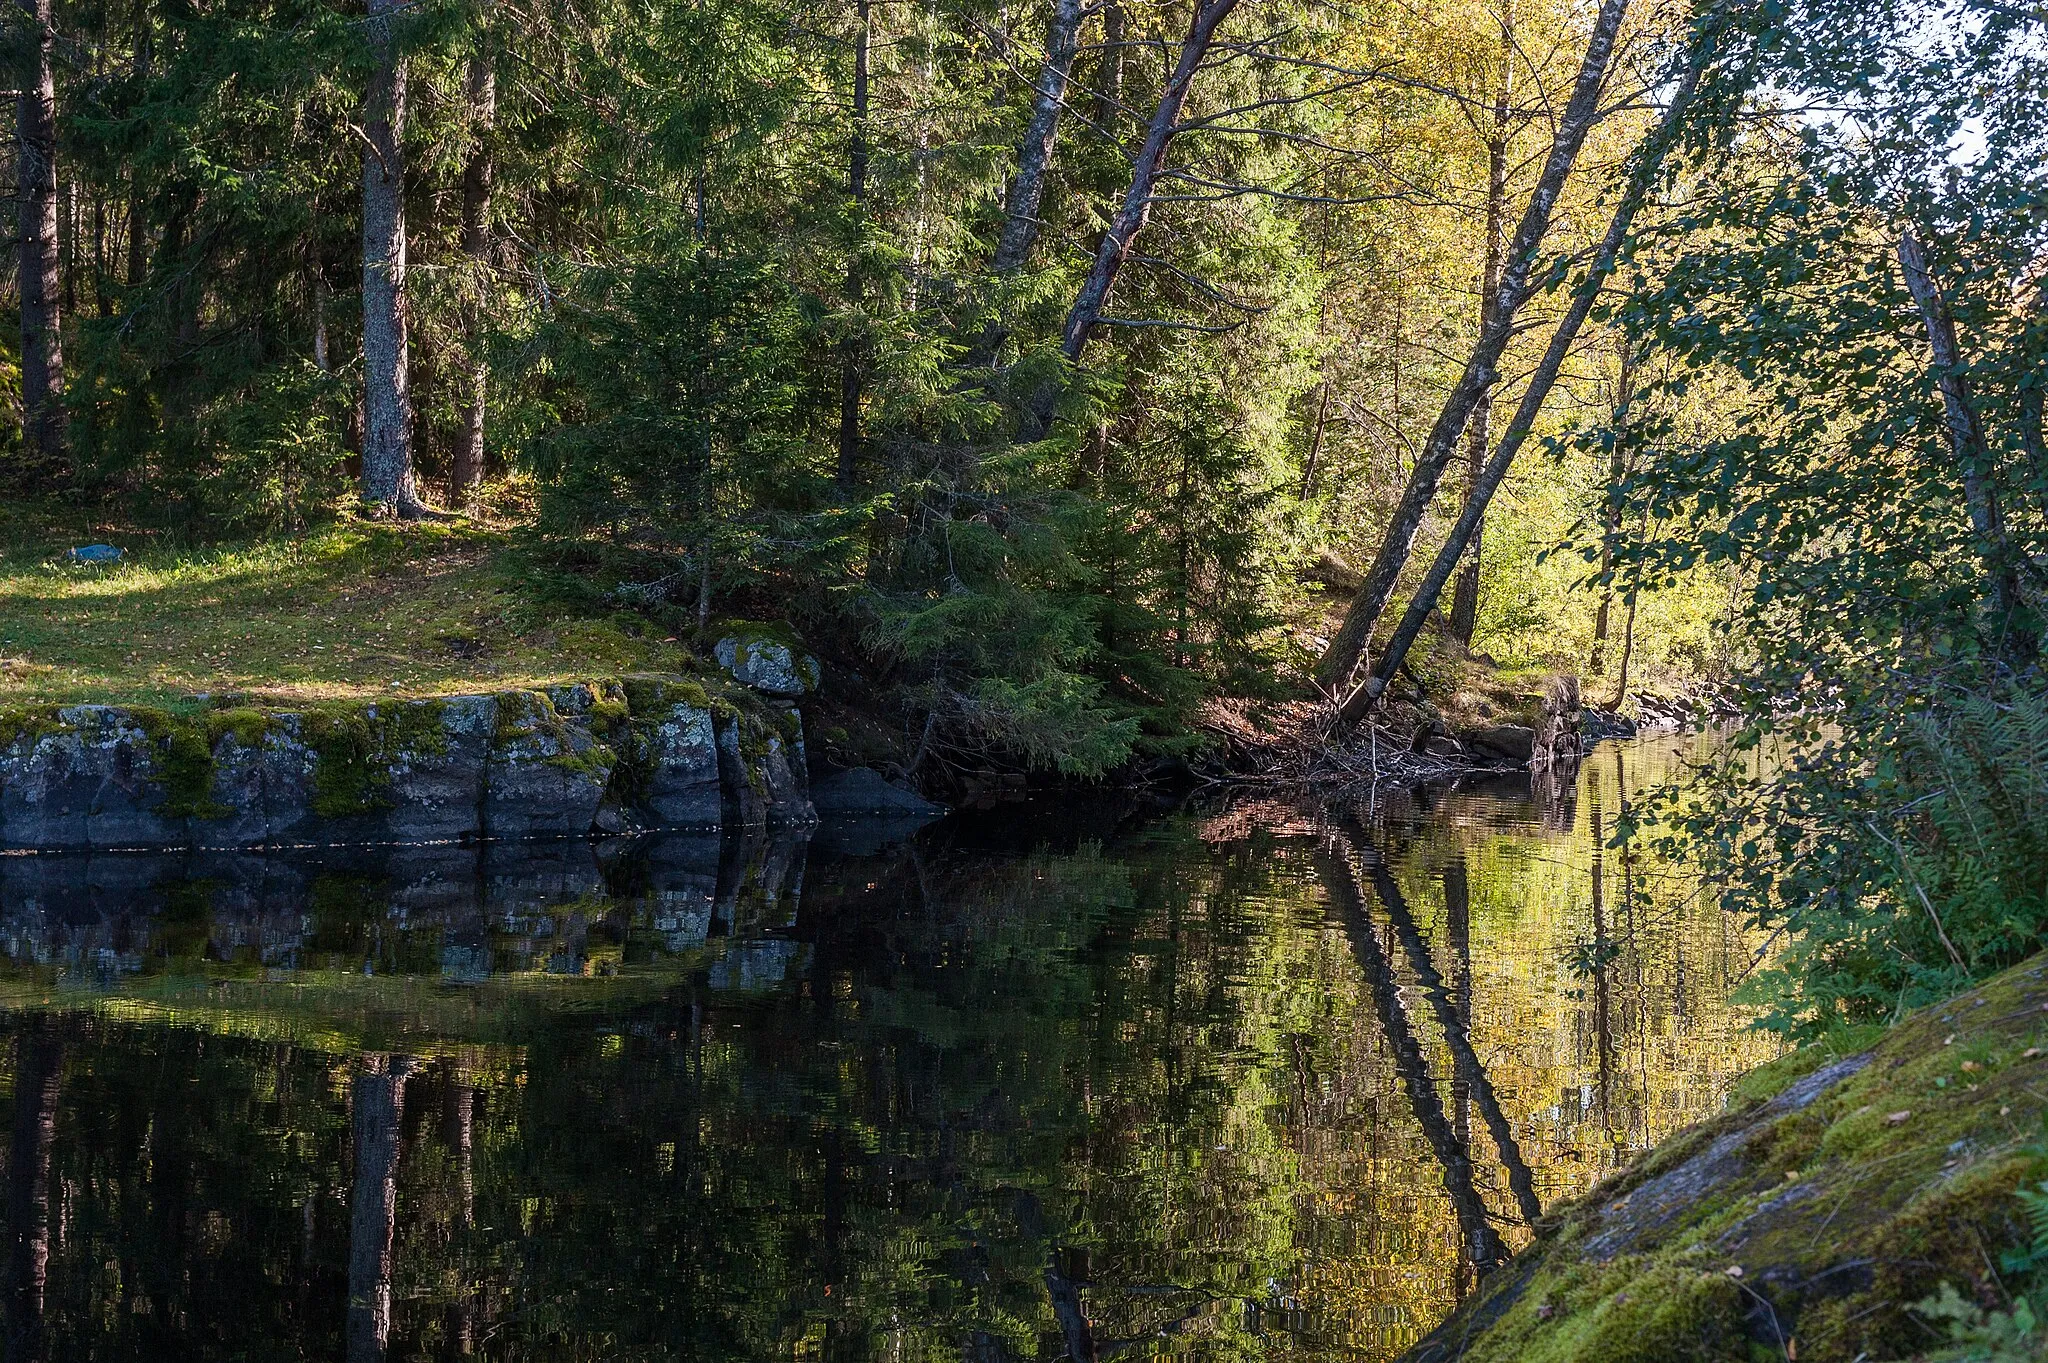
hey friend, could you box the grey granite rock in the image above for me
[714,634,820,697]
[0,677,814,849]
[482,691,614,841]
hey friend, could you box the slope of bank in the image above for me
[1401,954,2048,1363]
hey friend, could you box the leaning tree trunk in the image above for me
[16,0,64,467]
[1313,0,1631,693]
[992,0,1084,274]
[1448,56,1515,649]
[360,0,425,518]
[1898,230,2032,660]
[1058,0,1239,363]
[1015,0,1235,436]
[1339,22,1717,720]
[452,32,495,510]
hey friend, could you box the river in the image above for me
[0,731,1773,1361]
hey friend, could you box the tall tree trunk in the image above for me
[1341,23,1715,719]
[360,0,425,517]
[5,1018,61,1363]
[1448,55,1515,649]
[348,1057,414,1363]
[1898,230,2032,659]
[1313,0,1632,692]
[1057,0,1239,364]
[452,31,495,510]
[16,0,64,466]
[91,190,109,317]
[1589,341,1638,674]
[1607,565,1639,710]
[1095,0,1124,125]
[992,0,1083,274]
[836,0,870,490]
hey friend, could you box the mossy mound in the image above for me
[1402,954,2048,1363]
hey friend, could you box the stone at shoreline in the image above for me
[810,766,944,817]
[0,678,816,851]
[1466,724,1535,764]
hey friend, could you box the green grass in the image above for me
[0,503,691,707]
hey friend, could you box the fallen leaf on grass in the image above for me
[1886,1110,1912,1126]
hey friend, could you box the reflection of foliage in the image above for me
[4,741,1772,1360]
[1563,937,1623,981]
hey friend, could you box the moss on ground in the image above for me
[0,504,695,707]
[1403,953,2048,1363]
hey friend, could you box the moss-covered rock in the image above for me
[484,689,616,839]
[0,676,816,848]
[1401,955,2048,1363]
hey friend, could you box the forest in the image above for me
[0,0,2047,1350]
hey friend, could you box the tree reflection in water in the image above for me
[0,733,1771,1361]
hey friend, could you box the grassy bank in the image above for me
[0,503,687,709]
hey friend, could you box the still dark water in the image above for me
[0,734,1770,1362]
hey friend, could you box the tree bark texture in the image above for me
[1313,0,1631,692]
[1897,230,2031,657]
[348,1057,414,1363]
[1341,26,1714,719]
[452,35,496,509]
[837,0,870,489]
[993,0,1084,274]
[1058,0,1239,363]
[16,0,64,465]
[360,0,424,517]
[1095,0,1125,125]
[1448,58,1515,648]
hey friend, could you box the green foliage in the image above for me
[1601,0,2048,1033]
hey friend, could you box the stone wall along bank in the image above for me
[0,676,812,851]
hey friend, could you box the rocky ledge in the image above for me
[0,675,815,851]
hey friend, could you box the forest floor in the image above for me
[0,502,687,710]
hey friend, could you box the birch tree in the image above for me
[1313,0,1633,692]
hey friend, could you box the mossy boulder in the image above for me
[1401,954,2048,1363]
[620,678,724,828]
[714,629,820,697]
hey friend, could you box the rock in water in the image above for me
[810,767,943,816]
[1467,725,1535,764]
